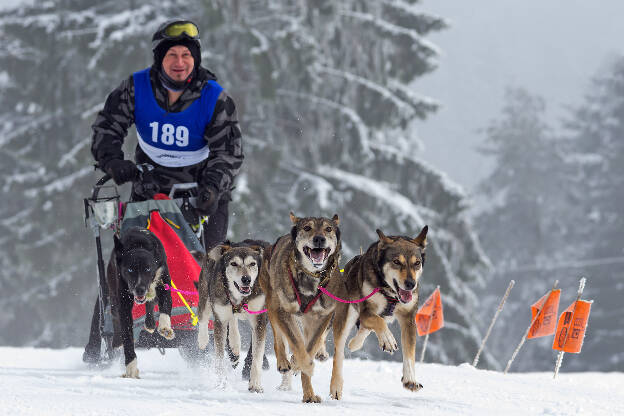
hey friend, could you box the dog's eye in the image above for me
[230,262,238,267]
[393,259,402,266]
[303,225,312,232]
[414,261,421,267]
[249,262,257,267]
[127,267,134,273]
[145,266,151,272]
[325,227,332,232]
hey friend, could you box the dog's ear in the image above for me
[289,211,299,225]
[332,214,340,226]
[208,244,231,262]
[411,225,428,248]
[376,229,393,245]
[249,245,264,257]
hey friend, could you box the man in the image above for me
[84,20,243,363]
[91,20,243,248]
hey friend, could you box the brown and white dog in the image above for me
[330,226,428,400]
[197,240,268,392]
[258,212,342,403]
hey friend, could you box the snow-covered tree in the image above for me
[557,57,624,370]
[1,0,497,368]
[476,81,624,372]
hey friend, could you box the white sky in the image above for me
[415,0,624,196]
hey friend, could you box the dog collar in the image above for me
[380,290,399,317]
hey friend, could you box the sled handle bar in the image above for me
[91,174,113,200]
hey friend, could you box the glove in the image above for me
[196,186,219,217]
[132,170,160,200]
[103,159,139,185]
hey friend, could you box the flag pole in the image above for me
[472,280,515,367]
[419,285,439,363]
[504,280,559,374]
[553,277,586,379]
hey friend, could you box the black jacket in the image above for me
[91,66,243,199]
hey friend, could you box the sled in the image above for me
[83,165,212,364]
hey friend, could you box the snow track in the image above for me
[0,347,621,415]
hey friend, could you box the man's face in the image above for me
[162,45,194,81]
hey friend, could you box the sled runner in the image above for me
[83,165,213,364]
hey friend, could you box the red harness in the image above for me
[287,267,325,314]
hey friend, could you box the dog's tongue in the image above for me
[134,295,146,305]
[310,248,326,264]
[398,288,412,303]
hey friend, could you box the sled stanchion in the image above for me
[473,280,515,367]
[553,277,586,379]
[505,280,559,374]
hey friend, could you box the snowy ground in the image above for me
[0,347,622,416]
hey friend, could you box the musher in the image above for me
[83,19,244,364]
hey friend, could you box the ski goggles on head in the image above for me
[154,21,200,42]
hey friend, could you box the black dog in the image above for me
[84,227,174,378]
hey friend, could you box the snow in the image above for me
[0,347,621,415]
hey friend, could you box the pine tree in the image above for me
[476,88,568,268]
[559,57,624,370]
[474,88,574,370]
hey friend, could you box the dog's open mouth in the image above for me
[394,281,413,304]
[303,246,330,267]
[234,282,251,295]
[134,295,147,305]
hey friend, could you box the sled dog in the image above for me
[259,212,342,403]
[330,226,428,399]
[197,240,268,392]
[104,227,175,378]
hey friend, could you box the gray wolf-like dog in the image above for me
[197,240,268,392]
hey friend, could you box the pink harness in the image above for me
[164,284,268,314]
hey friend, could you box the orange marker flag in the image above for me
[527,289,561,339]
[552,299,592,353]
[416,287,444,336]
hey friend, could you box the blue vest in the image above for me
[133,68,223,167]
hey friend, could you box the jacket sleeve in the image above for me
[199,91,244,196]
[91,76,135,170]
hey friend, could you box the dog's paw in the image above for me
[277,355,292,373]
[157,314,175,340]
[158,326,175,340]
[377,328,398,353]
[143,324,155,334]
[330,375,343,400]
[302,393,322,403]
[402,376,423,392]
[277,372,292,391]
[315,347,329,362]
[348,328,370,352]
[122,358,140,379]
[248,380,264,393]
